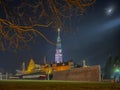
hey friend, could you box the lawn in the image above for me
[0,80,120,90]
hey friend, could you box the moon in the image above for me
[105,6,115,16]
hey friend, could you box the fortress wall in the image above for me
[52,65,101,81]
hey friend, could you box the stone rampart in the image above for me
[52,65,101,81]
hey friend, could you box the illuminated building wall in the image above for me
[54,65,70,72]
[55,28,63,63]
[52,62,74,72]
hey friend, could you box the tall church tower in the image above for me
[55,28,63,63]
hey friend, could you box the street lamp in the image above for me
[48,66,50,80]
[114,68,120,83]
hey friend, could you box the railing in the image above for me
[0,73,8,80]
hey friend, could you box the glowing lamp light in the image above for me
[115,69,120,73]
[58,28,60,32]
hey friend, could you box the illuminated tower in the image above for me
[55,28,63,63]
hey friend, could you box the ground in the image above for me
[0,80,120,90]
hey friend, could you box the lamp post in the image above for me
[48,66,50,80]
[114,68,120,83]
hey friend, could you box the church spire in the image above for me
[55,28,63,63]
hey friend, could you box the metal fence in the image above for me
[0,73,8,80]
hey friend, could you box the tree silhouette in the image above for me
[0,0,96,50]
[104,55,120,79]
[104,55,114,79]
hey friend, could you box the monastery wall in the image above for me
[52,65,101,81]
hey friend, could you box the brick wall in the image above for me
[52,65,101,81]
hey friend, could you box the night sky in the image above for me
[0,0,120,73]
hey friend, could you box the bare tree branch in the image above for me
[0,0,96,50]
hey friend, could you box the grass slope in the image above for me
[0,80,120,90]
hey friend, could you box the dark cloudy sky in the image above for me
[0,0,120,73]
